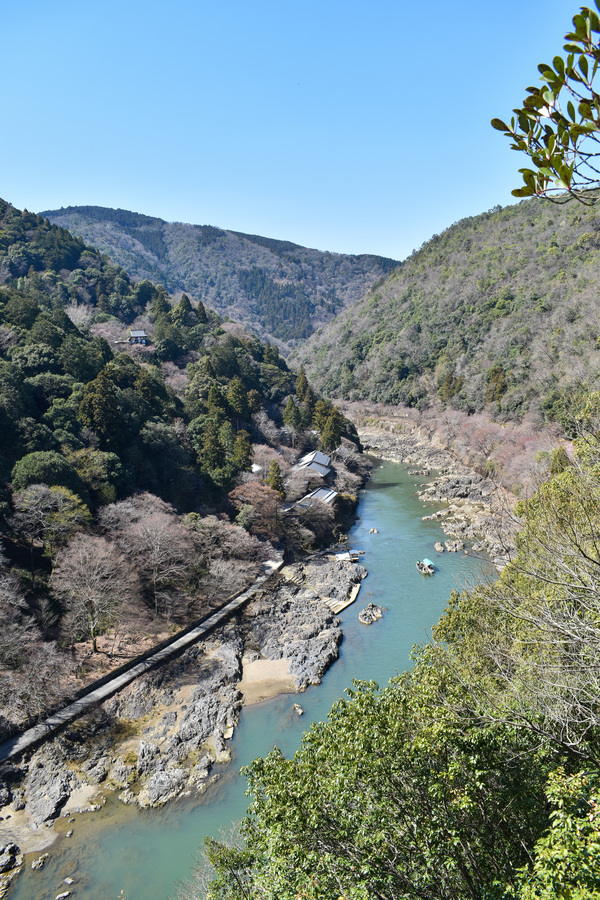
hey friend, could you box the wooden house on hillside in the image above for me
[128,330,148,345]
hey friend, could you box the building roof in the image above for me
[298,487,338,506]
[298,450,331,468]
[298,461,330,477]
[129,330,147,337]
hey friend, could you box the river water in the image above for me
[11,459,493,900]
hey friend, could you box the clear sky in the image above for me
[2,0,577,260]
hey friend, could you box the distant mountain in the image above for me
[292,197,600,424]
[40,205,398,349]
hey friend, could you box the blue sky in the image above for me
[2,0,577,259]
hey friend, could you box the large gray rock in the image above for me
[138,768,187,807]
[24,750,76,826]
[136,741,162,777]
[108,757,135,788]
[0,843,21,873]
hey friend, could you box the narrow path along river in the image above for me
[10,459,495,900]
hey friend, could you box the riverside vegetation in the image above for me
[182,402,600,900]
[183,7,600,898]
[5,8,600,887]
[0,198,367,745]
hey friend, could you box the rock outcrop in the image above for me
[0,556,366,829]
[359,430,515,565]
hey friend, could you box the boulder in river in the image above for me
[358,603,384,625]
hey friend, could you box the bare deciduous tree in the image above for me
[122,512,195,617]
[51,534,140,651]
[0,570,37,668]
[1,641,69,721]
[10,484,91,587]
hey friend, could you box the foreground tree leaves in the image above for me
[493,3,600,203]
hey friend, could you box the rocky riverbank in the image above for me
[359,429,516,567]
[0,555,366,890]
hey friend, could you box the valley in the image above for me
[0,181,599,899]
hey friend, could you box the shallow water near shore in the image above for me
[10,459,494,900]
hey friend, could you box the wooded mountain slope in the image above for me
[0,199,363,729]
[40,205,397,349]
[293,197,600,425]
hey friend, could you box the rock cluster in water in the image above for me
[358,603,384,625]
[359,430,515,566]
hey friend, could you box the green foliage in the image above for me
[264,461,285,498]
[203,672,548,900]
[485,364,508,402]
[42,204,397,350]
[295,192,600,423]
[492,4,600,203]
[282,397,302,430]
[511,769,600,900]
[11,450,86,498]
[0,201,153,324]
[238,267,313,341]
[197,403,600,900]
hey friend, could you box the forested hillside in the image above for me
[40,205,398,348]
[0,199,361,731]
[294,195,600,426]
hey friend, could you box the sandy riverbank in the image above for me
[237,657,295,705]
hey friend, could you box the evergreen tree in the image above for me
[232,430,253,472]
[296,365,309,402]
[196,300,208,325]
[171,294,194,327]
[78,371,122,448]
[320,412,342,452]
[312,399,331,431]
[264,460,285,498]
[200,419,223,472]
[207,384,227,417]
[150,292,171,319]
[283,397,302,431]
[247,389,262,414]
[227,376,249,421]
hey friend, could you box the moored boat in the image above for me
[416,558,435,575]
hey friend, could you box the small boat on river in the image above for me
[416,558,435,575]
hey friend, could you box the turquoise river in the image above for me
[10,458,493,900]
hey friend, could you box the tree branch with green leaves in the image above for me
[492,3,600,203]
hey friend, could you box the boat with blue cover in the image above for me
[416,558,435,575]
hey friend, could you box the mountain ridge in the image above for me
[40,205,398,349]
[292,195,600,427]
